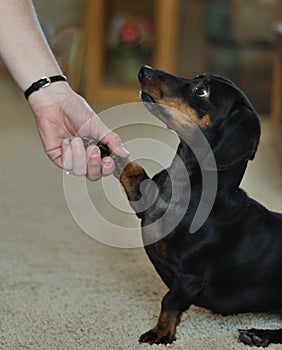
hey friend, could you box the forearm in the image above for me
[0,0,62,91]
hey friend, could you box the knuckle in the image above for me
[87,172,102,181]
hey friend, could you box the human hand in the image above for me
[28,82,129,180]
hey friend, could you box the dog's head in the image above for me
[138,65,261,171]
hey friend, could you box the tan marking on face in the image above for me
[201,114,212,127]
[152,96,212,130]
[145,85,161,100]
[143,81,170,100]
[142,82,212,131]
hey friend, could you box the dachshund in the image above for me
[83,65,282,347]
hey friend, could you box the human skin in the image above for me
[0,0,129,180]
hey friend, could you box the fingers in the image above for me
[101,132,129,158]
[86,114,129,158]
[101,157,115,177]
[87,145,115,180]
[71,138,87,176]
[62,138,115,180]
[61,139,72,170]
[86,145,102,181]
[62,137,86,176]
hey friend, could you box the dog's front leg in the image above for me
[82,137,152,216]
[139,283,193,345]
[139,309,182,345]
[118,160,149,202]
[113,158,154,218]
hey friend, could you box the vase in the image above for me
[119,54,147,85]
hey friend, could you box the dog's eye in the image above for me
[194,85,209,98]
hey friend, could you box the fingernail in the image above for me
[64,138,70,145]
[102,159,113,169]
[121,146,130,155]
[90,146,100,158]
[72,137,82,146]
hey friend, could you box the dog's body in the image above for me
[86,66,282,347]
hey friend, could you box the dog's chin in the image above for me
[140,91,155,104]
[140,91,173,129]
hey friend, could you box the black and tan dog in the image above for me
[84,66,282,347]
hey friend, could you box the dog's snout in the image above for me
[138,65,156,82]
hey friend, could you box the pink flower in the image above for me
[119,22,140,47]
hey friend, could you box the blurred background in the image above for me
[0,0,281,113]
[0,0,281,182]
[0,3,281,348]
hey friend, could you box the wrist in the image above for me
[28,80,74,110]
[24,75,68,100]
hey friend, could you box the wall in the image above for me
[33,0,84,39]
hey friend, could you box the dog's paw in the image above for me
[139,329,176,345]
[238,329,271,348]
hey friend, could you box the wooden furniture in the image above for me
[83,0,279,114]
[82,0,180,106]
[52,27,86,91]
[271,27,282,159]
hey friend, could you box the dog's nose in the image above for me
[138,65,155,81]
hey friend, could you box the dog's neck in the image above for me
[216,162,248,195]
[173,139,248,195]
[174,139,202,174]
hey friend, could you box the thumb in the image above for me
[101,131,129,158]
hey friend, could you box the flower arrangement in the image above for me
[108,13,155,59]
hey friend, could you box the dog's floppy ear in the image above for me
[203,105,261,170]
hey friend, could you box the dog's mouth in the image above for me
[140,91,155,104]
[140,90,173,128]
[138,65,173,125]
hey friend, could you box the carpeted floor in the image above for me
[0,98,281,350]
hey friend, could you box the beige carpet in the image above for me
[0,98,281,350]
